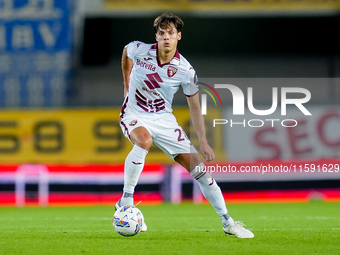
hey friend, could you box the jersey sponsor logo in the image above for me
[167,66,178,78]
[136,59,156,71]
[129,120,138,126]
[144,57,152,61]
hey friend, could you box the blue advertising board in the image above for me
[0,0,74,107]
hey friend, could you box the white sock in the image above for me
[191,163,234,226]
[120,145,148,206]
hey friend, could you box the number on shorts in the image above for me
[174,128,185,142]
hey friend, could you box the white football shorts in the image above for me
[120,113,197,159]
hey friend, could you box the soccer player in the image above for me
[116,12,254,238]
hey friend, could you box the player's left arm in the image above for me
[187,94,215,162]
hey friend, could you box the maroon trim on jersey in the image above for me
[120,96,129,118]
[185,90,199,97]
[156,60,165,67]
[156,58,170,68]
[136,89,147,100]
[120,120,130,137]
[137,102,149,112]
[137,101,165,112]
[135,89,166,112]
[153,101,164,107]
[136,96,148,109]
[135,90,148,107]
[135,89,150,112]
[173,50,180,61]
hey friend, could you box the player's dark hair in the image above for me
[153,12,184,34]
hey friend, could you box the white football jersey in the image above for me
[120,41,198,119]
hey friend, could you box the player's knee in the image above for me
[134,136,153,151]
[130,128,153,150]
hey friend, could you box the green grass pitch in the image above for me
[1,202,339,255]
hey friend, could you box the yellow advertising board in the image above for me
[105,0,340,12]
[0,108,225,163]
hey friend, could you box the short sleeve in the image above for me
[126,41,143,60]
[182,67,199,97]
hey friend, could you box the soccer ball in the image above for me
[113,205,143,237]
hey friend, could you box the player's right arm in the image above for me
[121,46,133,97]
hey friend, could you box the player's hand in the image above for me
[199,140,215,162]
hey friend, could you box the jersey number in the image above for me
[144,73,163,89]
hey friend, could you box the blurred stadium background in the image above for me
[0,0,339,207]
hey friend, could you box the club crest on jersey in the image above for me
[167,66,178,78]
[129,120,138,126]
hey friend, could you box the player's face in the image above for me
[155,23,181,54]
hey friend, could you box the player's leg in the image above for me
[144,113,253,237]
[116,125,151,232]
[175,153,254,238]
[174,153,232,223]
[119,126,152,206]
